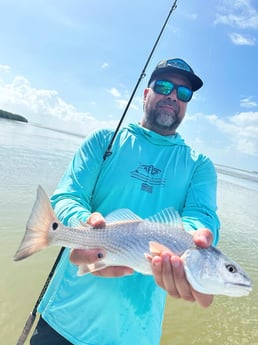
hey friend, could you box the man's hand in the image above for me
[70,214,214,307]
[69,212,133,277]
[151,228,214,308]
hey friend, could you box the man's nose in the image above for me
[166,89,177,101]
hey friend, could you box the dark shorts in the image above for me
[30,316,73,345]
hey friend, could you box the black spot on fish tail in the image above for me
[52,222,59,231]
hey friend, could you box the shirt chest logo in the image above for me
[130,164,166,193]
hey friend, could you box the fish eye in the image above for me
[52,222,59,231]
[226,264,237,273]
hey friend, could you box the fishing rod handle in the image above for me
[16,312,36,345]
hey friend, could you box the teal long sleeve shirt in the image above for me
[38,123,220,345]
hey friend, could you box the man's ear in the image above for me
[143,88,149,110]
[143,88,149,101]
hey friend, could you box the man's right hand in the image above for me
[69,212,134,277]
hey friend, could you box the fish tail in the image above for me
[14,185,59,261]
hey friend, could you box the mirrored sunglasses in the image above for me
[150,80,193,102]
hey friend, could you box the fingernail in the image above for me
[171,257,180,268]
[91,214,100,224]
[123,269,133,276]
[196,234,209,246]
[153,258,161,267]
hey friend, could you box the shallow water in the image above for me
[1,119,257,344]
[161,180,258,345]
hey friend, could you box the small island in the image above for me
[0,109,28,123]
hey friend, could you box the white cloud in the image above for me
[181,110,258,171]
[106,88,142,113]
[0,64,11,73]
[107,87,121,98]
[1,68,256,170]
[230,111,258,127]
[0,73,117,135]
[115,99,139,111]
[101,62,109,69]
[209,112,257,156]
[229,32,256,45]
[186,13,198,21]
[240,96,258,108]
[116,99,128,109]
[0,68,143,136]
[215,0,258,29]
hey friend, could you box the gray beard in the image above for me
[144,98,181,133]
[146,108,181,133]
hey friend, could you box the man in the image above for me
[31,58,220,345]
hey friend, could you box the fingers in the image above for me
[70,248,104,265]
[151,256,164,288]
[70,212,106,266]
[152,253,194,302]
[70,248,133,277]
[170,256,195,302]
[151,227,215,308]
[87,212,106,228]
[91,266,134,277]
[152,254,180,299]
[193,228,213,248]
[191,289,214,308]
[70,212,133,278]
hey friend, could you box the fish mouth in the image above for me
[224,282,253,297]
[225,282,253,290]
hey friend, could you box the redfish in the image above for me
[14,186,252,297]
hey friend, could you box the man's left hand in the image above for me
[151,228,214,308]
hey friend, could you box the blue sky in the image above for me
[0,0,258,171]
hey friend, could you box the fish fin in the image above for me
[14,185,59,261]
[149,241,172,256]
[144,253,153,262]
[145,241,172,263]
[146,207,183,228]
[77,262,108,276]
[105,208,143,223]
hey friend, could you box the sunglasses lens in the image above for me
[152,80,193,102]
[177,86,193,102]
[154,80,174,96]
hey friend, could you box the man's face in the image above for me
[142,73,192,135]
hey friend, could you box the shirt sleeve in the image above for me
[181,155,220,246]
[50,129,112,227]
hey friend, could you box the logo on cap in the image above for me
[166,59,192,72]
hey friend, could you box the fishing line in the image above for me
[15,2,178,344]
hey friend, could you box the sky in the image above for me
[0,0,258,172]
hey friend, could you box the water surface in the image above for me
[1,119,257,344]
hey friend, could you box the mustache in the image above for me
[156,99,179,112]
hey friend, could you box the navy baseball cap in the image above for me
[148,58,203,91]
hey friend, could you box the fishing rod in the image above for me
[104,0,178,159]
[16,1,178,344]
[16,247,65,345]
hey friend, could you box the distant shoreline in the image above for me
[0,109,28,123]
[1,113,257,175]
